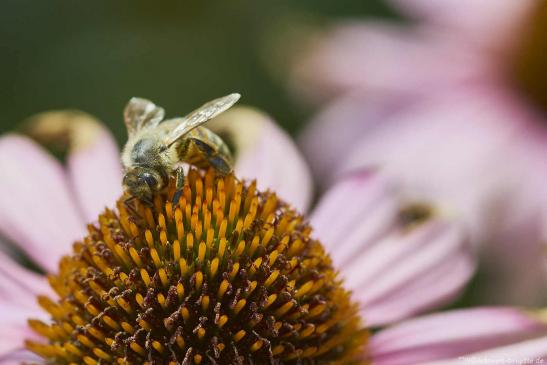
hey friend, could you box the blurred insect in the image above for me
[121,93,240,206]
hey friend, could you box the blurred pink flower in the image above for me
[292,0,547,305]
[0,109,475,363]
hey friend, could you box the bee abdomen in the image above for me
[193,127,231,155]
[177,127,233,172]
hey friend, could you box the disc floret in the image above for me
[27,168,367,364]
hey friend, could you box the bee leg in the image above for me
[191,138,233,175]
[172,166,185,207]
[141,196,154,208]
[124,196,140,219]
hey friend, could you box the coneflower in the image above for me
[0,108,479,364]
[26,169,367,364]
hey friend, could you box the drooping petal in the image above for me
[309,170,399,265]
[363,249,473,327]
[0,348,44,365]
[370,308,547,365]
[290,22,488,103]
[0,135,86,272]
[0,245,52,359]
[426,336,547,365]
[337,86,547,305]
[388,0,536,50]
[207,106,313,213]
[344,220,473,326]
[25,111,124,222]
[310,171,474,326]
[0,243,52,360]
[0,304,47,360]
[0,250,54,308]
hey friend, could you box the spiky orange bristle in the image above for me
[27,168,368,364]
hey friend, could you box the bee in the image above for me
[121,93,240,206]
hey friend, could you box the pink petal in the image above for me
[0,135,85,272]
[388,0,536,50]
[299,93,413,187]
[364,251,474,326]
[0,349,43,364]
[309,170,399,266]
[310,171,474,325]
[25,110,123,223]
[343,220,473,326]
[0,244,51,360]
[0,250,51,359]
[0,303,46,359]
[208,106,313,213]
[370,308,547,365]
[0,250,54,308]
[337,86,547,305]
[290,22,488,103]
[66,119,123,222]
[427,336,547,365]
[338,88,523,200]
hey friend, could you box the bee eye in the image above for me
[141,173,158,188]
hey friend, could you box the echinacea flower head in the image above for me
[25,168,367,364]
[0,105,474,364]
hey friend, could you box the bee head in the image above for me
[123,166,165,204]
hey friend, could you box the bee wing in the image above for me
[124,97,165,137]
[165,93,241,147]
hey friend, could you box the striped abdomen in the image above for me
[176,126,233,173]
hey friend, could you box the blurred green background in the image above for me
[0,0,396,144]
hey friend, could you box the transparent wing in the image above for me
[124,97,165,137]
[165,93,241,146]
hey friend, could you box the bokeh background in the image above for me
[3,0,547,311]
[0,0,396,141]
